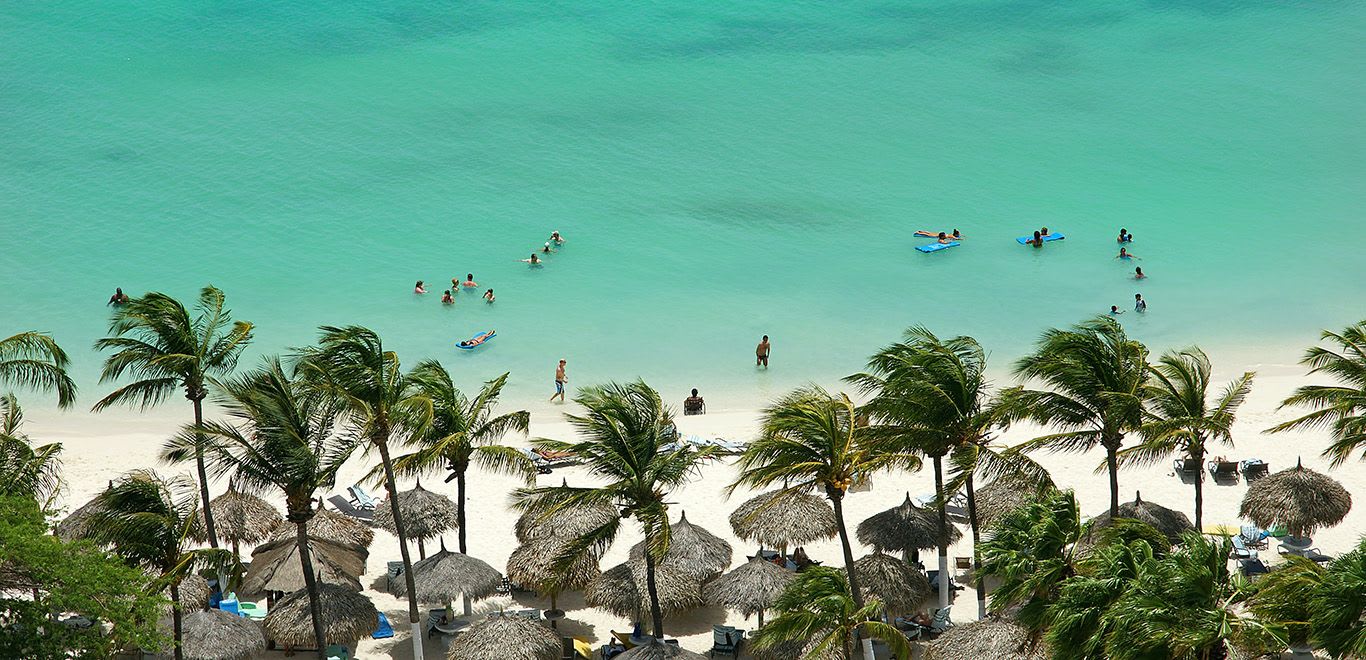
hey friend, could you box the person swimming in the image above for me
[414,280,427,294]
[441,290,454,304]
[1117,247,1138,259]
[936,231,951,244]
[1030,230,1043,247]
[1110,305,1124,315]
[542,242,556,254]
[1135,293,1147,312]
[951,229,962,240]
[521,253,541,265]
[550,231,564,245]
[1118,228,1133,243]
[483,288,495,303]
[107,287,129,306]
[1040,226,1051,237]
[458,330,495,348]
[463,274,478,287]
[1135,266,1145,279]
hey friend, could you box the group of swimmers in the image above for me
[520,230,566,265]
[1110,227,1148,314]
[914,229,963,243]
[415,274,495,304]
[1023,226,1056,247]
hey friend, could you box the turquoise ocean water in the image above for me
[3,1,1364,422]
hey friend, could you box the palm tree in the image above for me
[848,327,1041,616]
[1249,556,1325,659]
[0,395,64,508]
[731,386,919,612]
[92,286,254,548]
[384,368,531,554]
[1303,537,1366,658]
[511,380,711,638]
[84,470,229,660]
[1267,321,1366,466]
[977,488,1083,630]
[0,331,77,408]
[293,325,430,659]
[1119,348,1254,529]
[162,359,357,659]
[749,566,910,660]
[1045,536,1160,659]
[1007,316,1149,517]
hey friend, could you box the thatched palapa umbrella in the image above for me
[619,639,708,659]
[922,616,1049,660]
[729,490,837,552]
[629,511,732,582]
[263,583,377,649]
[585,561,704,620]
[507,535,602,626]
[515,478,620,543]
[1240,459,1352,540]
[179,574,212,611]
[853,552,932,616]
[270,503,373,548]
[241,535,367,595]
[196,481,282,561]
[749,637,840,660]
[391,540,502,618]
[178,608,267,660]
[702,556,795,627]
[54,482,111,541]
[857,493,963,563]
[445,612,560,660]
[372,479,458,559]
[975,473,1056,531]
[1089,491,1195,544]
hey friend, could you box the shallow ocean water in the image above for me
[3,0,1364,419]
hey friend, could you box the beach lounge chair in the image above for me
[927,570,963,593]
[954,556,973,573]
[1174,458,1200,475]
[372,611,394,639]
[238,601,267,620]
[1207,460,1239,481]
[710,625,744,658]
[600,642,628,659]
[1239,525,1269,550]
[1240,558,1269,578]
[347,485,379,510]
[1240,459,1269,479]
[1230,535,1257,561]
[904,606,954,640]
[611,631,643,649]
[426,610,467,637]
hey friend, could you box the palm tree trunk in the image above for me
[417,536,426,560]
[642,546,665,638]
[170,581,184,660]
[293,513,327,659]
[1192,447,1205,529]
[965,474,986,619]
[827,487,864,608]
[456,468,468,554]
[1105,442,1120,517]
[933,456,950,610]
[192,397,218,548]
[375,437,423,660]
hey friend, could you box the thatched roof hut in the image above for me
[270,506,373,548]
[445,613,560,660]
[852,552,931,615]
[748,637,840,660]
[390,542,502,603]
[922,616,1049,660]
[263,583,377,648]
[372,480,459,542]
[585,561,704,619]
[514,481,619,543]
[618,639,708,659]
[179,608,267,660]
[241,535,367,595]
[195,483,282,553]
[702,556,795,626]
[729,490,837,549]
[629,512,732,582]
[506,536,602,595]
[179,574,212,611]
[857,493,962,556]
[1089,491,1195,544]
[975,473,1055,531]
[54,486,109,541]
[1240,460,1352,539]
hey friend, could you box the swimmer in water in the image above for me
[951,229,962,240]
[936,231,951,244]
[1110,305,1124,315]
[1118,228,1131,243]
[1135,266,1145,279]
[1135,293,1147,312]
[1040,226,1051,237]
[414,280,427,294]
[1030,230,1043,248]
[441,290,454,304]
[459,330,494,348]
[550,231,565,245]
[107,287,129,306]
[463,274,477,288]
[1117,248,1138,260]
[521,254,541,265]
[451,277,461,291]
[484,288,495,303]
[542,242,556,254]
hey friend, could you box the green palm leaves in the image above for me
[0,395,64,508]
[749,566,910,660]
[1269,321,1366,466]
[0,331,76,408]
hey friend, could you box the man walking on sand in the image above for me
[551,359,567,402]
[756,335,771,368]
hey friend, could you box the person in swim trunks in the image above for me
[756,335,771,368]
[551,359,567,402]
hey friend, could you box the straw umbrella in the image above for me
[54,483,110,541]
[852,552,932,616]
[179,574,212,612]
[445,613,560,660]
[729,490,837,553]
[1089,491,1195,544]
[618,639,708,659]
[702,556,795,627]
[1240,460,1352,541]
[629,511,732,582]
[922,616,1049,660]
[585,561,705,620]
[975,473,1055,531]
[241,535,367,595]
[514,482,619,543]
[197,482,282,562]
[750,638,840,660]
[391,540,502,619]
[269,503,373,548]
[372,480,458,560]
[178,608,267,660]
[507,535,602,627]
[264,583,377,649]
[857,493,963,564]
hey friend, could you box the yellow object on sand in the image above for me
[573,638,593,659]
[1202,523,1238,536]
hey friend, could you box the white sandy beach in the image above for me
[33,362,1366,659]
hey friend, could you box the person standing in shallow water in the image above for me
[756,335,771,368]
[550,359,567,403]
[1135,293,1147,312]
[107,288,129,305]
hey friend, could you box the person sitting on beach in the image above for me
[107,287,129,306]
[414,280,427,294]
[1135,293,1147,312]
[463,274,478,287]
[683,388,705,415]
[550,231,565,245]
[791,546,813,569]
[907,611,933,628]
[1118,228,1132,243]
[483,288,495,303]
[521,254,541,264]
[1135,266,1145,279]
[441,290,454,304]
[1117,247,1138,259]
[1110,305,1124,315]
